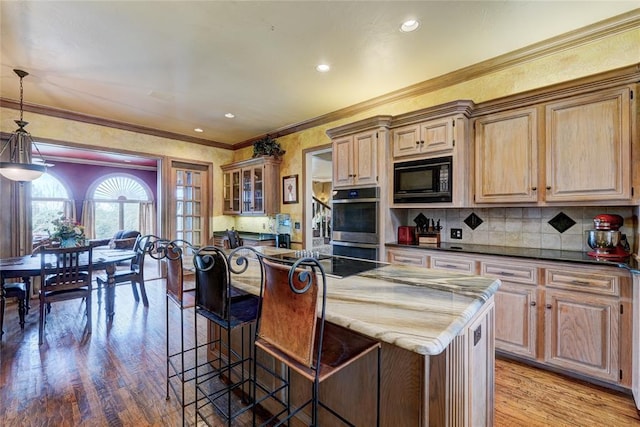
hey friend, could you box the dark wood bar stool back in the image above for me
[252,256,381,427]
[38,245,93,345]
[192,245,262,426]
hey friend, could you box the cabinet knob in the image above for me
[545,304,552,309]
[420,140,425,145]
[415,141,420,146]
[532,187,537,191]
[546,186,551,190]
[530,301,537,306]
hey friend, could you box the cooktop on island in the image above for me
[269,253,385,278]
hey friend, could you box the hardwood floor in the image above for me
[1,275,639,426]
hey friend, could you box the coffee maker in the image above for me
[585,214,630,259]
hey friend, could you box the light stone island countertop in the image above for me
[227,247,500,356]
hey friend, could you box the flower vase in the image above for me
[60,237,78,248]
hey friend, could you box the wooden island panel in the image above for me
[206,249,498,426]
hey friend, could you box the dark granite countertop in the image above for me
[385,242,640,273]
[212,231,276,241]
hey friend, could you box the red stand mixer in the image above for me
[586,214,631,259]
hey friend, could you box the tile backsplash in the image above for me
[406,206,636,252]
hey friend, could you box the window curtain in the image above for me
[81,200,96,239]
[3,135,33,257]
[139,201,155,236]
[64,199,76,222]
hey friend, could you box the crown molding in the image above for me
[0,99,231,150]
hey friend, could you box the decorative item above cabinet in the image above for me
[221,156,281,216]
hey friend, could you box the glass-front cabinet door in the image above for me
[223,169,241,214]
[252,166,264,214]
[240,165,265,214]
[221,157,280,216]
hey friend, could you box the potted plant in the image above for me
[48,213,86,248]
[252,135,286,159]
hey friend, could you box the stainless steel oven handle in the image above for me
[332,198,379,203]
[331,241,380,249]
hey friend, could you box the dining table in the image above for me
[0,248,136,320]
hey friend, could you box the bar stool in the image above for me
[192,246,262,426]
[160,239,198,426]
[252,256,381,426]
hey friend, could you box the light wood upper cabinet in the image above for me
[474,108,538,203]
[393,117,455,158]
[327,116,392,190]
[473,82,636,206]
[221,157,280,215]
[545,87,632,202]
[332,129,378,188]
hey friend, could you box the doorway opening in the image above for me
[304,146,332,254]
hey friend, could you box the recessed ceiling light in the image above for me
[400,19,419,32]
[225,113,235,119]
[316,64,330,73]
[194,128,204,133]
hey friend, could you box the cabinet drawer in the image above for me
[545,268,619,296]
[430,255,476,273]
[386,249,428,267]
[480,261,538,285]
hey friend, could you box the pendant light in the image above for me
[0,69,47,182]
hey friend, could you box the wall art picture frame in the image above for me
[283,174,298,204]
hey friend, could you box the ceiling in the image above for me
[1,2,638,150]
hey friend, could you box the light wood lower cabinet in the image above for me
[544,289,620,383]
[480,260,539,360]
[429,253,476,273]
[633,272,640,409]
[385,246,634,388]
[493,282,538,360]
[386,247,428,267]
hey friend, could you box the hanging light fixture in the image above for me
[0,69,47,182]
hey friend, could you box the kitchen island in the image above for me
[210,248,500,426]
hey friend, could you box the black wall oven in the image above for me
[331,187,379,261]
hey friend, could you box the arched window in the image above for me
[90,174,153,239]
[31,173,73,241]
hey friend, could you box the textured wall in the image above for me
[254,28,640,246]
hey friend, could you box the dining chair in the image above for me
[39,245,93,345]
[252,256,381,427]
[225,229,242,249]
[160,239,198,426]
[192,246,261,426]
[95,234,159,306]
[0,280,28,339]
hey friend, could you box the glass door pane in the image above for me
[171,163,208,268]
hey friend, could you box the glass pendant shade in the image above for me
[0,162,46,181]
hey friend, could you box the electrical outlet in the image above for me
[451,228,462,239]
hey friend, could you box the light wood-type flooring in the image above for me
[1,273,639,426]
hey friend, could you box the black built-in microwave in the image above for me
[393,156,452,203]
